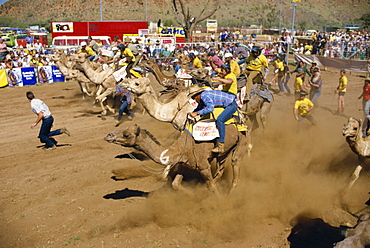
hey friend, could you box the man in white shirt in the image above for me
[27,91,70,150]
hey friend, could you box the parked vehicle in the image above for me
[51,35,111,49]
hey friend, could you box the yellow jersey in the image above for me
[294,97,314,116]
[229,59,240,77]
[294,77,303,92]
[246,54,268,72]
[192,56,203,69]
[338,76,347,92]
[222,73,238,95]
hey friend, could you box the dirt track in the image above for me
[0,68,369,247]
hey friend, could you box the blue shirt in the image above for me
[194,90,236,116]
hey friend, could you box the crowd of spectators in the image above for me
[0,28,369,71]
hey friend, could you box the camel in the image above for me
[139,57,185,90]
[334,212,370,248]
[238,84,274,131]
[342,117,370,193]
[72,53,117,115]
[104,124,251,195]
[50,52,93,99]
[119,77,203,130]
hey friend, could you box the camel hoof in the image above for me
[101,110,107,116]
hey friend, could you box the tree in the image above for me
[171,0,219,42]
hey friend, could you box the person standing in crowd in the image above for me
[293,90,316,131]
[291,60,312,84]
[279,60,291,95]
[212,64,237,95]
[334,69,347,114]
[0,38,8,60]
[310,60,320,74]
[294,71,305,100]
[115,85,134,127]
[25,33,34,48]
[308,67,322,104]
[358,77,370,137]
[190,89,238,153]
[26,91,70,150]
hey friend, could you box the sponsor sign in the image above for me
[158,27,185,37]
[52,22,74,33]
[192,121,219,141]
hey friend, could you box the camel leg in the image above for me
[172,174,185,191]
[161,164,172,182]
[344,165,363,194]
[199,168,220,195]
[96,87,116,115]
[260,101,272,130]
[213,156,227,182]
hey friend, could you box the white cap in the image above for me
[112,47,119,51]
[173,59,179,63]
[224,53,233,58]
[80,41,87,46]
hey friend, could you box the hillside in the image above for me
[0,0,369,31]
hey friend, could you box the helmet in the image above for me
[80,41,87,46]
[224,53,233,58]
[117,44,126,49]
[251,46,261,53]
[221,63,231,72]
[207,51,215,56]
[188,53,195,58]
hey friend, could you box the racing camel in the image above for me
[104,124,251,195]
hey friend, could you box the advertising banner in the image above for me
[158,27,185,37]
[51,65,65,83]
[52,22,74,33]
[0,69,8,87]
[38,66,54,84]
[21,67,38,86]
[6,68,23,87]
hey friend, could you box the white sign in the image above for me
[52,22,74,33]
[192,121,219,141]
[113,66,127,82]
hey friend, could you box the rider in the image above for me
[117,43,135,78]
[78,41,97,62]
[244,46,269,100]
[212,64,237,95]
[224,52,240,77]
[190,89,238,153]
[188,53,203,69]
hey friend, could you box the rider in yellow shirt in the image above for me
[78,41,96,61]
[334,69,347,114]
[244,46,269,100]
[224,52,240,77]
[188,53,203,69]
[117,43,136,78]
[212,64,238,95]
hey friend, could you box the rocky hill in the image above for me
[0,0,369,31]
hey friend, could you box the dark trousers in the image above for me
[38,116,62,148]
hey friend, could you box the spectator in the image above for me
[358,77,370,137]
[293,90,316,131]
[0,38,8,60]
[308,68,322,104]
[334,69,347,114]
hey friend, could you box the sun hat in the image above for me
[299,90,308,95]
[224,53,233,58]
[80,41,87,46]
[365,77,370,81]
[124,37,131,43]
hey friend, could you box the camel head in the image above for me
[104,124,141,147]
[343,117,362,138]
[50,54,60,62]
[118,77,151,95]
[185,68,211,81]
[72,53,88,63]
